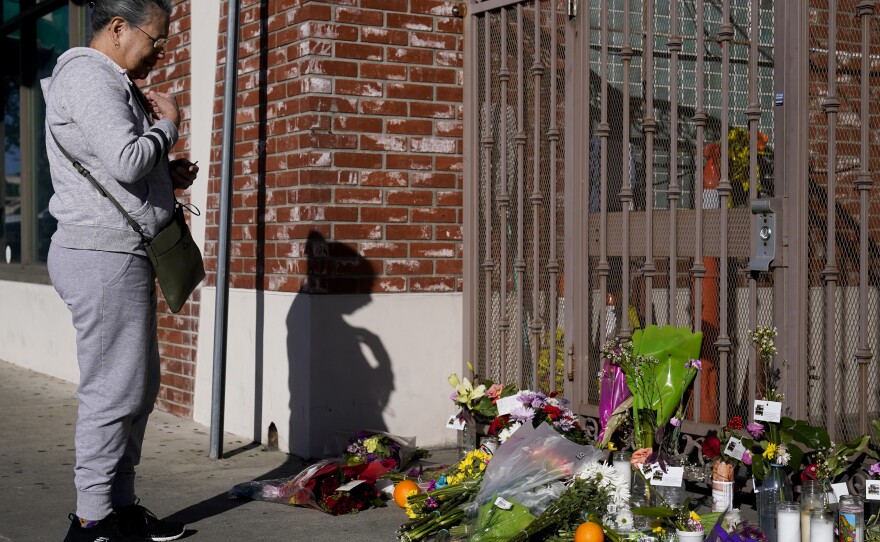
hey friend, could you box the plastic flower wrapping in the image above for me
[343,430,427,470]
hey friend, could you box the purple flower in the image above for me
[869,463,880,477]
[686,359,703,371]
[742,450,752,465]
[670,417,681,427]
[510,405,536,423]
[746,423,765,439]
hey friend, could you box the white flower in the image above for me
[575,461,630,504]
[776,444,791,466]
[498,422,522,444]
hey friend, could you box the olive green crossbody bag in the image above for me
[50,130,205,313]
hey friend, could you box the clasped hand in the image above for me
[169,159,198,191]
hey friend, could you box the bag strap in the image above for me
[48,127,151,244]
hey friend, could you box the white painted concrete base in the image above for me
[0,280,79,382]
[194,287,463,458]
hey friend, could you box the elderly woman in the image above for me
[42,1,196,541]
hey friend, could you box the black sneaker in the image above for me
[63,512,124,542]
[115,502,185,542]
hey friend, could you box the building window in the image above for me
[2,0,84,275]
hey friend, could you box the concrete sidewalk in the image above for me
[0,359,455,542]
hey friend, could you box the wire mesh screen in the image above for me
[584,0,775,429]
[475,0,568,393]
[805,0,880,441]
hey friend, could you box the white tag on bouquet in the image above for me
[494,496,514,510]
[649,464,684,487]
[495,395,520,416]
[753,400,782,423]
[446,414,466,430]
[831,482,850,503]
[336,479,365,492]
[723,437,747,461]
[865,480,880,501]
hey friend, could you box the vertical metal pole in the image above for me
[642,0,657,326]
[529,0,544,389]
[667,0,681,328]
[210,0,241,460]
[716,0,733,424]
[547,0,560,390]
[822,0,840,437]
[854,0,875,436]
[481,14,495,379]
[691,0,706,424]
[515,4,526,388]
[463,6,480,386]
[747,0,760,410]
[597,0,610,346]
[619,0,634,340]
[564,0,589,405]
[499,9,511,385]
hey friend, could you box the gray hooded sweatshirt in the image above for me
[41,47,179,256]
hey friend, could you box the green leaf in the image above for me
[786,444,804,471]
[700,512,723,531]
[752,455,769,481]
[630,325,703,426]
[839,435,871,458]
[786,420,831,450]
[631,506,679,518]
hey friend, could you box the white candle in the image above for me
[809,511,834,542]
[777,503,802,542]
[801,509,812,542]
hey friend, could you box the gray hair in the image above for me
[89,0,173,34]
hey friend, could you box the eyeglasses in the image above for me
[131,23,169,51]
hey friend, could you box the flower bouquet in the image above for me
[229,457,395,515]
[396,449,492,541]
[449,365,518,425]
[343,430,428,471]
[487,390,590,445]
[632,497,722,541]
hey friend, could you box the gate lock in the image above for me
[748,198,781,274]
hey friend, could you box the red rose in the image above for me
[726,416,744,431]
[801,463,818,481]
[702,435,722,459]
[488,415,510,436]
[543,405,563,419]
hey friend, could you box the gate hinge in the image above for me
[567,343,575,381]
[568,0,577,19]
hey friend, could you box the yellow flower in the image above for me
[405,504,417,519]
[653,526,667,535]
[763,443,778,460]
[607,442,617,451]
[690,511,702,523]
[364,436,379,453]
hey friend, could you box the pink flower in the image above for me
[746,423,765,439]
[869,463,880,477]
[670,417,681,427]
[487,383,504,402]
[742,450,752,465]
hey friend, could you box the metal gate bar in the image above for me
[643,0,658,328]
[668,0,682,327]
[823,0,840,439]
[691,0,707,424]
[854,0,875,437]
[717,0,733,425]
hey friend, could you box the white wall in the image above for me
[0,280,79,382]
[193,288,463,458]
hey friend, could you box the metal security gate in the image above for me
[464,0,879,442]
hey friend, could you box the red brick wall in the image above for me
[807,1,880,286]
[146,0,198,417]
[207,0,465,294]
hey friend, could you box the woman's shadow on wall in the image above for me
[163,231,393,531]
[286,230,394,457]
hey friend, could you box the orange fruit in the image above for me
[574,521,605,542]
[393,479,420,508]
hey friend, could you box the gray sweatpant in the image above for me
[48,244,161,521]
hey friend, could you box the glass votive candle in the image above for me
[612,451,632,494]
[777,501,802,542]
[809,509,834,542]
